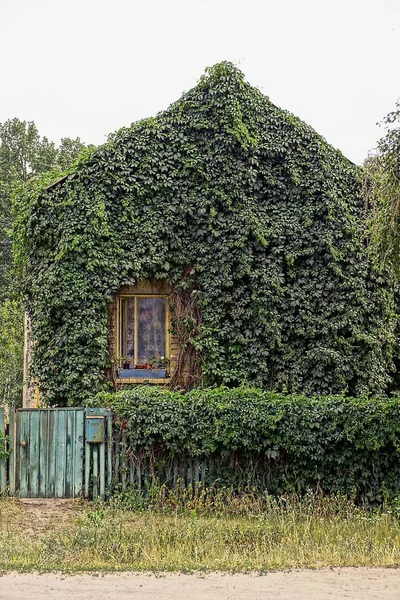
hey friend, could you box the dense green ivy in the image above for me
[89,386,400,501]
[14,62,397,405]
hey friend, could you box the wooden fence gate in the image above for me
[0,407,112,499]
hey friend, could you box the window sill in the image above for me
[116,377,171,385]
[118,368,167,378]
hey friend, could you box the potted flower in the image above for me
[147,353,168,375]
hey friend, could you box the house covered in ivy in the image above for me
[18,62,397,407]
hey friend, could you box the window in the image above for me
[117,295,169,378]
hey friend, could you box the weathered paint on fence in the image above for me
[10,408,85,498]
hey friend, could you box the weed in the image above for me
[1,494,400,572]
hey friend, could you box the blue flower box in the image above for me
[118,368,167,379]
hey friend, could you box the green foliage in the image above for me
[0,119,93,407]
[0,119,50,295]
[0,299,23,407]
[0,118,90,296]
[0,430,9,460]
[89,386,400,502]
[363,99,400,274]
[57,137,95,172]
[15,62,398,405]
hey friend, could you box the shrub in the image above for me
[89,386,400,504]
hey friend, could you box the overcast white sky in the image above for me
[1,0,399,164]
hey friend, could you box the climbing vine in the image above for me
[13,62,397,405]
[168,281,203,390]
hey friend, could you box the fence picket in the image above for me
[107,412,112,495]
[129,458,134,488]
[0,409,5,492]
[84,438,91,498]
[8,410,15,494]
[92,444,98,498]
[114,430,120,487]
[99,436,105,499]
[201,460,206,487]
[121,431,127,491]
[137,457,141,491]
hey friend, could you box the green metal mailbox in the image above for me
[86,415,105,443]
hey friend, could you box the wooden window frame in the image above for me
[115,294,170,384]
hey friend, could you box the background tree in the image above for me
[0,299,24,406]
[364,100,400,273]
[57,136,88,172]
[0,119,88,294]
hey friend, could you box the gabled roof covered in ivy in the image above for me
[15,62,397,405]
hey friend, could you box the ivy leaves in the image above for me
[89,386,400,501]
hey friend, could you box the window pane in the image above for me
[137,297,166,364]
[121,297,135,364]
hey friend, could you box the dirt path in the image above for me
[16,499,87,533]
[1,569,399,600]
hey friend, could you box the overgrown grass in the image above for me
[1,491,400,572]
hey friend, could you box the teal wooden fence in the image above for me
[10,408,85,498]
[2,408,112,500]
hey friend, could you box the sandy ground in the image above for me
[14,499,87,534]
[0,569,400,600]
